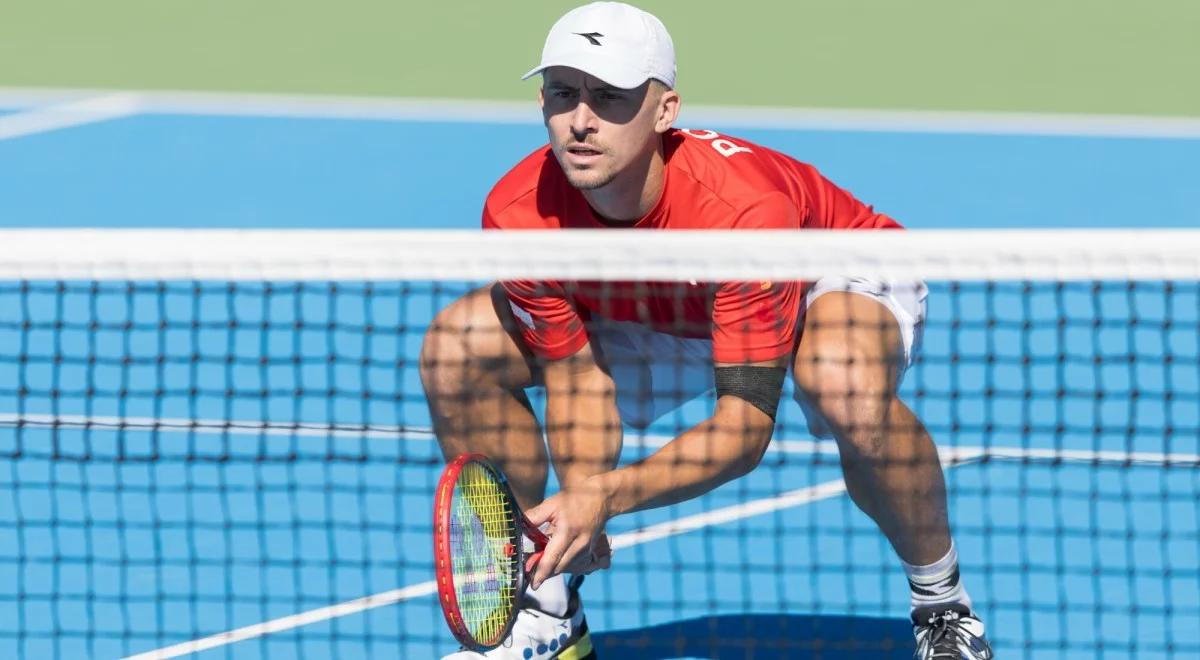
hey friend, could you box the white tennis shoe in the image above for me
[912,604,993,659]
[440,575,595,660]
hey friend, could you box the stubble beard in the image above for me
[554,139,619,190]
[562,165,619,191]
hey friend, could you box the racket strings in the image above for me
[450,463,520,644]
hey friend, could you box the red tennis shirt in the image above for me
[483,128,902,364]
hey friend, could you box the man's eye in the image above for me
[551,89,575,99]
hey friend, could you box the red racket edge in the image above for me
[433,453,528,651]
[433,453,479,648]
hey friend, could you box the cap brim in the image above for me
[520,60,648,90]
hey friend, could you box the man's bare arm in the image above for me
[590,389,776,516]
[572,357,786,515]
[527,357,785,587]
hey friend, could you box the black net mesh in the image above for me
[0,274,1197,659]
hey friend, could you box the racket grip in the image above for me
[521,517,549,575]
[523,516,550,546]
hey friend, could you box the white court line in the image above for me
[119,447,994,659]
[0,92,143,141]
[120,471,866,660]
[51,411,1188,658]
[120,580,440,660]
[7,413,1199,467]
[2,412,813,454]
[0,412,434,441]
[1,87,1199,138]
[20,409,1180,657]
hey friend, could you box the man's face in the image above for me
[540,67,665,191]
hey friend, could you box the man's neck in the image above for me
[582,142,666,223]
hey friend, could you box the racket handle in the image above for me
[520,516,549,575]
[522,516,550,546]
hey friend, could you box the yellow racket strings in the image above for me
[450,462,519,644]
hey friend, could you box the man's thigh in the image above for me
[423,282,541,391]
[587,277,928,433]
[802,277,927,368]
[792,277,928,438]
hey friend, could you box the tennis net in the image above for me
[1,228,1198,659]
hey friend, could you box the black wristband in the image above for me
[714,365,787,421]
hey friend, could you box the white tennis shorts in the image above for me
[590,277,928,434]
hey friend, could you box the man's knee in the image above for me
[419,284,535,396]
[793,293,905,456]
[794,343,895,453]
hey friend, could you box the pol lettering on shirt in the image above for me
[678,128,753,158]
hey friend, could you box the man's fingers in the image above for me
[578,549,611,573]
[592,533,613,560]
[523,498,552,528]
[560,533,611,574]
[532,529,596,589]
[556,536,595,576]
[530,530,568,590]
[592,534,613,570]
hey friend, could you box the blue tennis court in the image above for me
[0,97,1198,659]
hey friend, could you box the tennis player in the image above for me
[422,3,993,658]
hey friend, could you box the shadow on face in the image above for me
[540,67,651,127]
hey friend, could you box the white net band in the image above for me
[2,228,1199,281]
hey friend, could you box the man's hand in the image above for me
[524,478,614,589]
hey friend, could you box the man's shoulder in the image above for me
[664,129,813,221]
[669,129,812,192]
[485,145,563,225]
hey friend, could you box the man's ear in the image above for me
[655,88,681,134]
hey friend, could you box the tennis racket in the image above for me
[433,452,549,651]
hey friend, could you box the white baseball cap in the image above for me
[522,2,676,90]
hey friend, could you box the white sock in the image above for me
[524,573,568,616]
[902,542,973,613]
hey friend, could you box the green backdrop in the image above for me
[1,0,1197,115]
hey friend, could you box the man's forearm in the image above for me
[594,399,772,516]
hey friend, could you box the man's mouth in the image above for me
[566,144,602,157]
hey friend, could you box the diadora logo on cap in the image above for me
[573,31,604,46]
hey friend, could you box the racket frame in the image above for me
[433,452,548,650]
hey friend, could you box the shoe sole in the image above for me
[554,631,596,660]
